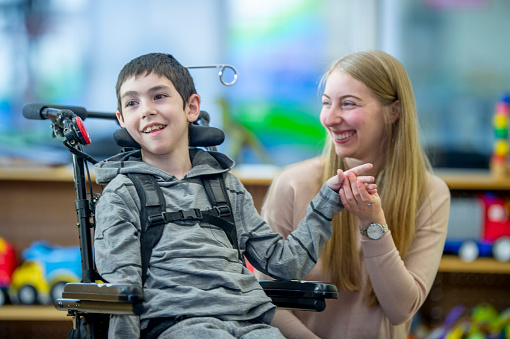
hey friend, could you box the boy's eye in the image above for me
[125,100,137,107]
[154,94,167,100]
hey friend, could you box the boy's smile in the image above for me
[142,123,167,134]
[116,72,200,175]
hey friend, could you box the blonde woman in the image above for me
[257,50,450,338]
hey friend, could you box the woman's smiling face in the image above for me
[320,70,389,165]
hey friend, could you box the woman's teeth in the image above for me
[334,131,355,140]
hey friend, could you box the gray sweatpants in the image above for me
[158,317,286,339]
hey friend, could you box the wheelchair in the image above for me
[22,68,338,338]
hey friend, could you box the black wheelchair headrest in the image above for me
[113,124,225,149]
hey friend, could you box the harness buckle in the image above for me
[148,214,166,226]
[180,209,203,219]
[214,205,231,217]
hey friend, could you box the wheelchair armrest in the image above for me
[54,280,338,315]
[54,282,144,315]
[259,280,338,312]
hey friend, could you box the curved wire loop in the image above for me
[186,64,238,86]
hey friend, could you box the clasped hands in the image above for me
[326,163,385,225]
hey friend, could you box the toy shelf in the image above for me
[439,255,510,274]
[421,169,510,329]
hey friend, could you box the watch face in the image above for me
[367,224,384,240]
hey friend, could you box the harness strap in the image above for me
[127,173,166,286]
[128,172,242,287]
[146,174,242,261]
[202,174,243,262]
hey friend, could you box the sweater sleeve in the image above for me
[235,175,343,280]
[361,174,450,325]
[94,181,142,338]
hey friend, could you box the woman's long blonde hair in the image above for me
[320,50,431,305]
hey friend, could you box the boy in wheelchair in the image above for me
[93,52,376,338]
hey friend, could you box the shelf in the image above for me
[0,166,76,182]
[0,165,276,186]
[439,255,510,274]
[0,305,70,321]
[2,166,510,189]
[435,169,510,190]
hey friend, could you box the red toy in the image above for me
[480,193,510,241]
[478,193,510,262]
[0,237,18,306]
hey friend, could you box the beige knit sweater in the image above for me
[256,157,450,339]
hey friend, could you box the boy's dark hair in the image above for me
[116,53,197,112]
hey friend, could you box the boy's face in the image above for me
[117,72,200,159]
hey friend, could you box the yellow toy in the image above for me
[491,93,510,179]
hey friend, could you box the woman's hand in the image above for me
[339,171,386,227]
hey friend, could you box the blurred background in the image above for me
[1,2,510,336]
[0,0,509,170]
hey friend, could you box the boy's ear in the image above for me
[116,110,126,127]
[391,100,400,123]
[187,94,201,122]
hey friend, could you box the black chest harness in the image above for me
[126,173,242,286]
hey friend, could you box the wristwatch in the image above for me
[359,223,388,240]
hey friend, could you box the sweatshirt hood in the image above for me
[94,148,235,185]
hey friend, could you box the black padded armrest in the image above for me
[259,280,338,312]
[54,280,338,315]
[54,282,144,315]
[60,283,143,302]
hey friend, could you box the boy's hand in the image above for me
[326,163,376,192]
[339,171,386,226]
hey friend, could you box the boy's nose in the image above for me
[140,102,157,119]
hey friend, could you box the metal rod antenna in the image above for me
[186,64,238,86]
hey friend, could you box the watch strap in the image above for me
[359,226,369,237]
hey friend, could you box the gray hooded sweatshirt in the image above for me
[94,148,343,337]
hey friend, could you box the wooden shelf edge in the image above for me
[439,255,510,274]
[0,166,76,182]
[435,169,510,190]
[0,305,71,321]
[5,166,510,190]
[0,166,276,186]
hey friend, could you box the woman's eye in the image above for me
[343,101,357,108]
